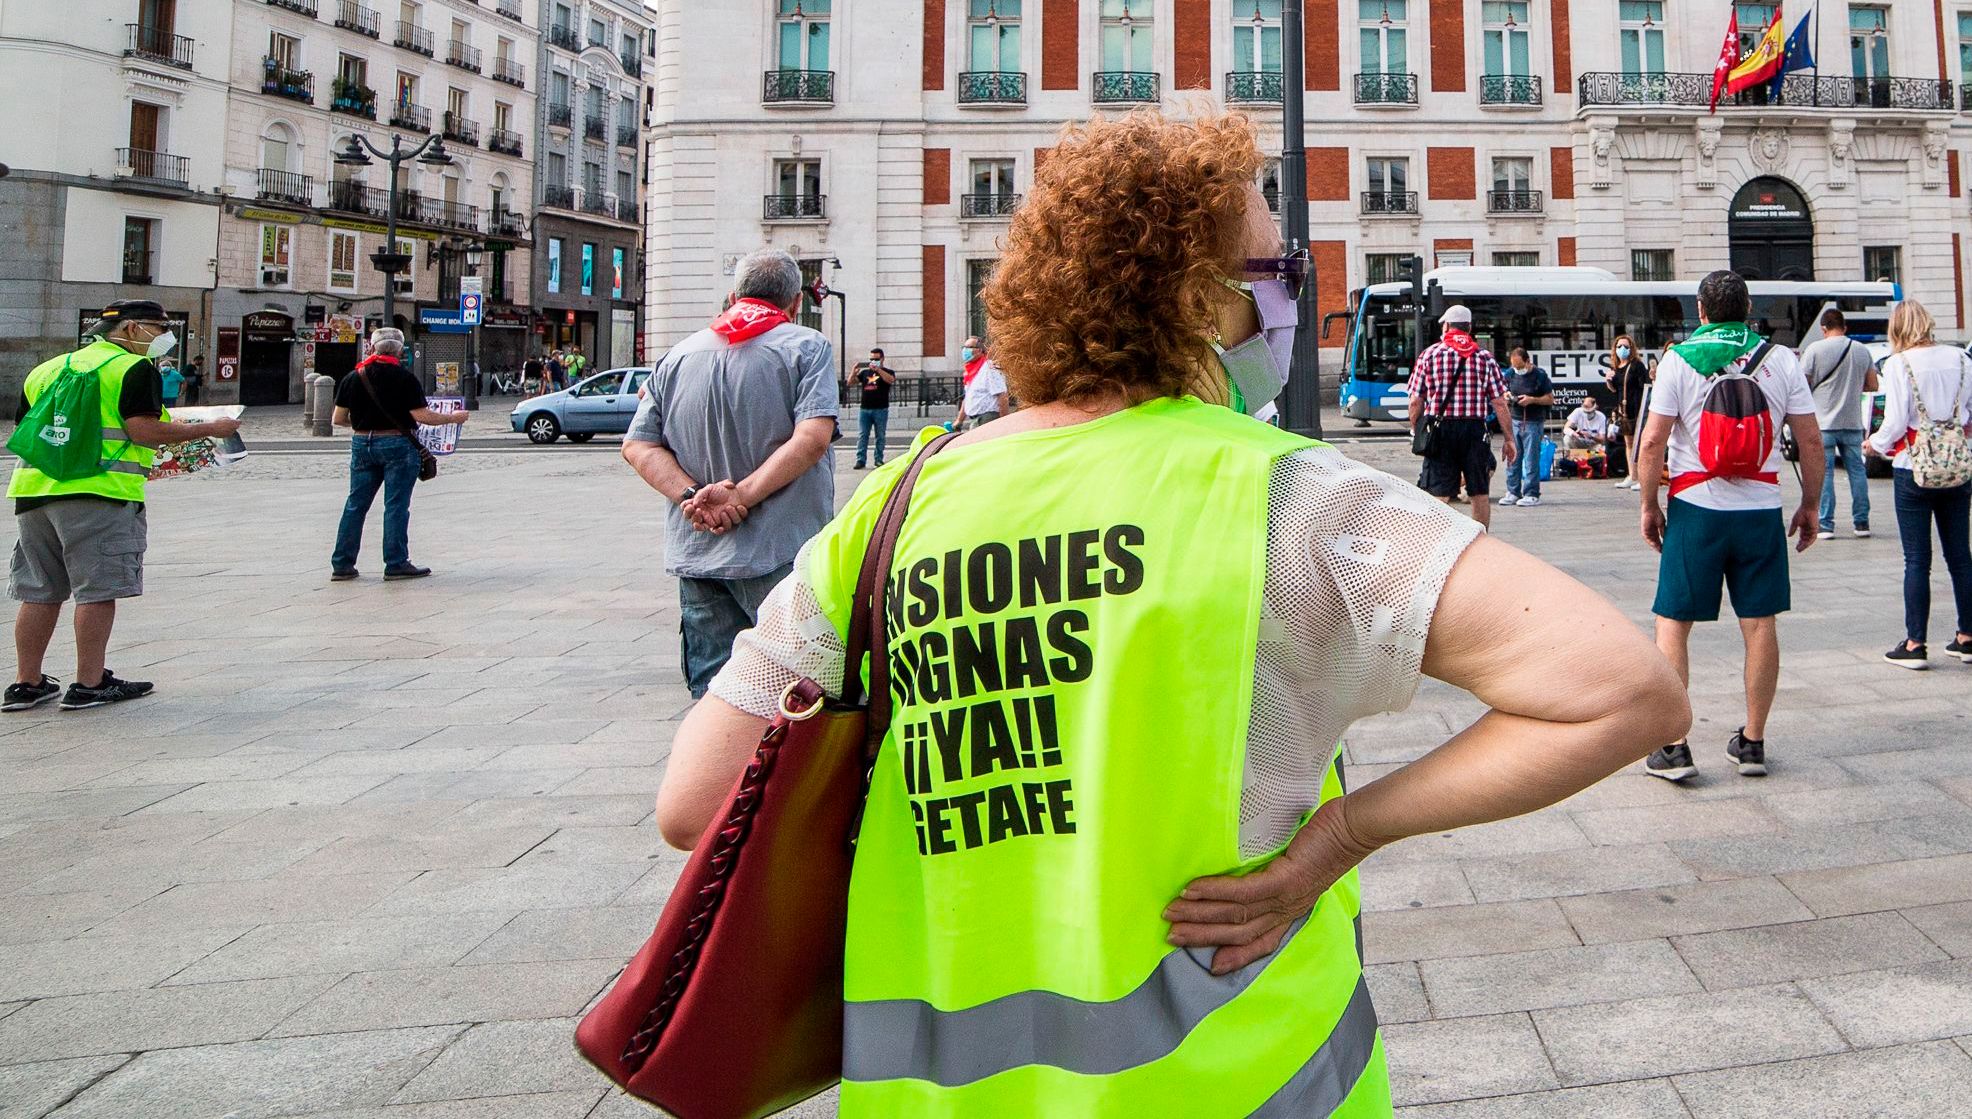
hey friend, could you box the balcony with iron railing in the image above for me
[957,71,1027,105]
[117,147,189,185]
[335,0,380,36]
[1093,71,1160,104]
[331,78,377,118]
[583,115,607,141]
[263,58,315,103]
[446,40,482,73]
[329,179,389,218]
[492,57,525,86]
[266,0,318,16]
[1361,190,1419,215]
[588,29,609,49]
[495,0,522,22]
[1488,188,1544,214]
[616,123,638,148]
[579,189,610,215]
[1226,70,1284,104]
[542,182,576,210]
[1480,74,1542,106]
[257,169,315,206]
[394,21,434,56]
[489,207,526,237]
[422,199,481,231]
[546,101,573,129]
[763,69,835,104]
[390,101,431,132]
[1577,72,1955,112]
[548,24,579,51]
[1355,72,1419,105]
[620,52,642,79]
[960,193,1022,219]
[442,112,480,146]
[764,193,826,220]
[613,195,639,222]
[488,127,523,156]
[125,24,195,69]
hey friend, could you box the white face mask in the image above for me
[145,330,178,361]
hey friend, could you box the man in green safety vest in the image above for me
[4,300,242,712]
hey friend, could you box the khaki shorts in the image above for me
[9,499,147,604]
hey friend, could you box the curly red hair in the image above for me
[982,111,1262,407]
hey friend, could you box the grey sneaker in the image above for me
[1645,742,1697,782]
[1726,728,1767,776]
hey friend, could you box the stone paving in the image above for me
[3,424,1972,1118]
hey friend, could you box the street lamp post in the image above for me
[334,132,453,332]
[1279,0,1322,438]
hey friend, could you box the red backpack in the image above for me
[1691,342,1778,485]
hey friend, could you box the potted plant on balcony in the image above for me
[331,76,375,115]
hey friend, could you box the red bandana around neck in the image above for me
[963,353,989,385]
[710,298,791,343]
[1441,328,1480,358]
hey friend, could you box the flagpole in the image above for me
[1812,2,1821,106]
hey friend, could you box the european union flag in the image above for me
[1770,7,1816,98]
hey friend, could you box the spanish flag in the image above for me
[1726,10,1787,95]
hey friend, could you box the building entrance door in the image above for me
[1729,177,1815,281]
[240,311,296,405]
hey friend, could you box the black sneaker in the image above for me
[1727,728,1767,777]
[1884,642,1929,670]
[383,564,432,581]
[852,460,867,470]
[3,675,61,712]
[1645,742,1697,782]
[59,671,154,711]
[1853,525,1872,539]
[1946,638,1972,664]
[330,568,359,582]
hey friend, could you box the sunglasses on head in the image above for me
[1239,248,1311,300]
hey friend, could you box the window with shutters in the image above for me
[330,230,359,291]
[259,224,293,288]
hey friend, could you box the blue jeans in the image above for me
[1506,420,1543,498]
[1819,428,1871,531]
[855,407,889,467]
[331,435,421,571]
[1892,469,1972,645]
[679,563,794,698]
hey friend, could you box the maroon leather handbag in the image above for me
[576,432,956,1119]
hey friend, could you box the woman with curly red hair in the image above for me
[656,111,1686,1117]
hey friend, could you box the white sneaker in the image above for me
[1498,495,1519,507]
[1612,479,1631,488]
[1519,495,1541,507]
[1628,480,1642,491]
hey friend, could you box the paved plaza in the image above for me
[3,419,1972,1119]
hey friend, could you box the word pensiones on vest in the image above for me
[883,524,1150,857]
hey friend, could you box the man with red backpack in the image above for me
[1637,271,1824,782]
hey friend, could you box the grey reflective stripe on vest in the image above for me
[844,915,1319,1087]
[1246,976,1379,1118]
[102,428,128,442]
[103,460,147,475]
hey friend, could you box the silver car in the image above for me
[510,367,652,444]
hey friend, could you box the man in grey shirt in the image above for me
[622,250,839,696]
[1801,308,1880,537]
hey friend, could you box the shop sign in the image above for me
[216,327,240,381]
[417,306,473,334]
[242,311,294,339]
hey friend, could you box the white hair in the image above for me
[370,327,406,357]
[733,250,804,309]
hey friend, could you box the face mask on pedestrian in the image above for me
[1211,277,1297,416]
[961,346,976,362]
[140,328,177,361]
[1617,345,1632,360]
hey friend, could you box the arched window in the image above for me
[489,171,510,219]
[261,122,296,172]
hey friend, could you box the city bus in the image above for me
[1331,267,1900,423]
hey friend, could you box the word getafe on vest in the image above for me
[884,525,1147,857]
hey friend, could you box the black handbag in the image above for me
[1411,356,1468,458]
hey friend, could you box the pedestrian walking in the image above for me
[652,111,1688,1117]
[1606,335,1649,490]
[1866,299,1972,669]
[548,350,567,392]
[1499,347,1552,508]
[621,249,838,698]
[4,300,242,712]
[1408,305,1517,530]
[954,336,1009,430]
[565,345,587,382]
[848,346,895,469]
[1638,270,1824,782]
[523,353,545,397]
[328,328,467,582]
[1802,308,1880,538]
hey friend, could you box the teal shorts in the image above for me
[1653,498,1790,622]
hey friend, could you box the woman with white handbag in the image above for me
[1868,299,1972,668]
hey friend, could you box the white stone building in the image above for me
[0,1,234,391]
[211,0,540,404]
[645,0,1972,375]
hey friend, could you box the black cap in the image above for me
[96,299,169,323]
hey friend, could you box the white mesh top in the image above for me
[710,445,1483,857]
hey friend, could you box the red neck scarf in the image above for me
[1441,328,1480,359]
[963,353,990,385]
[710,298,790,343]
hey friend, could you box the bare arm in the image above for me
[994,391,1010,415]
[410,405,467,426]
[123,414,239,446]
[1636,411,1674,550]
[734,416,836,509]
[1166,534,1689,972]
[332,406,352,429]
[1785,414,1824,552]
[1863,366,1879,393]
[621,437,698,504]
[658,696,771,847]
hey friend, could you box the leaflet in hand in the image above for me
[417,396,464,457]
[150,406,248,480]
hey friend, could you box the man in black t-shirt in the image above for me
[1501,348,1554,507]
[328,329,466,582]
[848,346,896,470]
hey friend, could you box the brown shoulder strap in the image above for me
[841,431,960,756]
